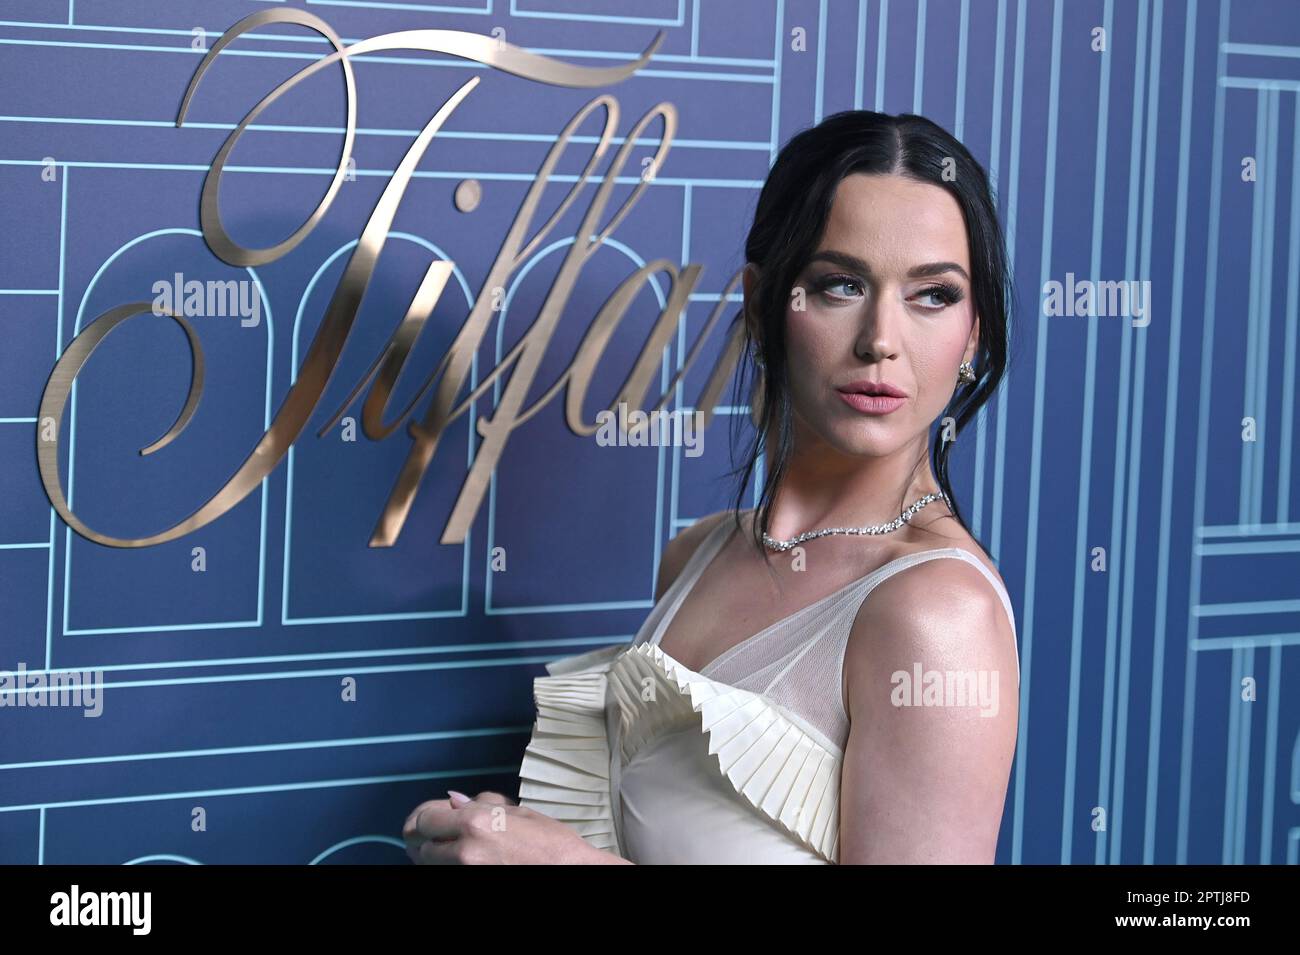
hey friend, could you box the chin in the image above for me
[794,401,917,459]
[817,422,909,460]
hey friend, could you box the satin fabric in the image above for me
[618,724,827,865]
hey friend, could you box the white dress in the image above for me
[517,517,1020,864]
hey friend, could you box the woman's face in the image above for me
[765,172,979,462]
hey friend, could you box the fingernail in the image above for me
[447,789,470,806]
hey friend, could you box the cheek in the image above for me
[780,306,842,415]
[784,301,852,365]
[909,315,973,396]
[783,303,820,358]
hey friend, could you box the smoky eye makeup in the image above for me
[807,272,967,310]
[911,281,966,308]
[808,271,866,300]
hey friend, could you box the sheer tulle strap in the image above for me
[645,514,738,648]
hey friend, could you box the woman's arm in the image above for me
[838,558,1019,864]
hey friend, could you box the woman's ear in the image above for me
[963,312,980,364]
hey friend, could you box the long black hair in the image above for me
[724,110,1015,566]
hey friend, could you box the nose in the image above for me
[853,293,900,364]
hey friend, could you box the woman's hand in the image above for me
[402,790,624,864]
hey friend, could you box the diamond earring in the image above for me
[958,360,976,383]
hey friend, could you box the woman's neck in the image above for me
[761,425,945,541]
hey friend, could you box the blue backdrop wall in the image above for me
[1,0,1298,865]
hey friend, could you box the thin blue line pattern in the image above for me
[0,0,1296,867]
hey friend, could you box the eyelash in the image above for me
[915,282,965,309]
[811,273,965,310]
[812,273,865,299]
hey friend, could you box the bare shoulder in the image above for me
[843,547,1020,714]
[891,505,1006,584]
[654,509,739,601]
[837,548,1019,864]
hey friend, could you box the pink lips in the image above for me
[836,379,907,415]
[837,391,906,414]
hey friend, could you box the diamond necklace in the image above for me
[760,492,948,553]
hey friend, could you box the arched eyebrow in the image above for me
[808,250,969,282]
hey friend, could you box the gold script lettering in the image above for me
[38,9,746,550]
[38,9,658,547]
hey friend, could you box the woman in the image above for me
[403,110,1021,864]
